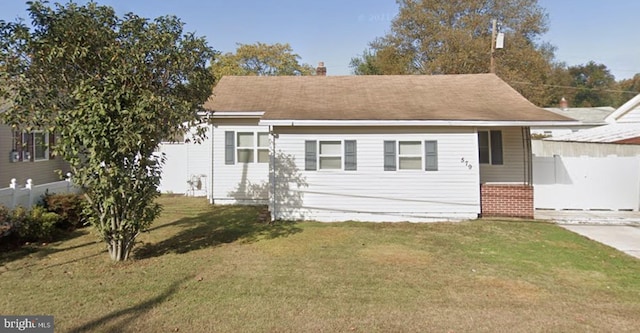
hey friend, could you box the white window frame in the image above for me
[397,141,422,170]
[318,141,342,170]
[33,131,50,161]
[236,132,269,164]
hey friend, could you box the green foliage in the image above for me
[42,192,86,230]
[614,73,640,107]
[0,1,215,260]
[16,206,60,242]
[211,42,314,82]
[0,205,12,238]
[567,61,616,107]
[350,0,560,106]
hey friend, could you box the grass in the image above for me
[1,196,640,332]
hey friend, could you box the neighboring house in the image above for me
[0,104,69,186]
[530,106,614,138]
[547,93,640,144]
[532,93,640,212]
[201,73,574,222]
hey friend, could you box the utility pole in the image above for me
[490,19,497,74]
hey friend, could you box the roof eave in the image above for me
[259,119,581,127]
[211,111,265,119]
[605,93,640,122]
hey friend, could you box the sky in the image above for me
[1,0,639,80]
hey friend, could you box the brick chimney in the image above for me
[316,62,327,76]
[559,97,568,110]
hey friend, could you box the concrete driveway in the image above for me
[535,210,640,259]
[560,225,640,259]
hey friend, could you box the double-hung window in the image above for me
[384,140,438,171]
[33,131,50,161]
[319,141,342,169]
[398,141,422,170]
[225,131,269,164]
[478,130,503,165]
[305,140,357,171]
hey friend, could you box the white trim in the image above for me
[212,111,265,118]
[259,119,580,127]
[605,93,640,123]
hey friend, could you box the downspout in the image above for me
[207,117,215,204]
[269,126,277,221]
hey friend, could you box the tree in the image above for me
[615,73,640,106]
[211,42,314,82]
[350,0,558,106]
[0,1,215,261]
[567,61,616,107]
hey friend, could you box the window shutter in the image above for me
[490,130,503,165]
[12,130,22,161]
[49,132,55,160]
[384,140,396,171]
[344,140,357,171]
[305,140,317,170]
[425,140,438,171]
[225,131,235,165]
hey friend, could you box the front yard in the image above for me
[1,196,639,332]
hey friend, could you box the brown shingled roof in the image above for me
[204,74,572,122]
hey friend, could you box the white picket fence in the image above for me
[0,174,79,210]
[533,155,640,211]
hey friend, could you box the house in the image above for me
[200,73,574,222]
[0,102,69,186]
[531,93,640,212]
[547,93,640,144]
[530,106,614,138]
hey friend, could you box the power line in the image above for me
[508,81,640,95]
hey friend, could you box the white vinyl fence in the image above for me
[157,142,211,197]
[533,155,640,211]
[0,174,79,210]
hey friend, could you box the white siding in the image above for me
[271,126,480,222]
[479,127,528,183]
[617,103,640,123]
[211,121,271,204]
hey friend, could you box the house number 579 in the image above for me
[460,157,473,170]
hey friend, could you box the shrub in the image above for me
[43,193,86,230]
[16,206,60,242]
[0,205,12,238]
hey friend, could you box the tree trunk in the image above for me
[108,237,134,261]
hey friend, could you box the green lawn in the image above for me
[1,196,640,332]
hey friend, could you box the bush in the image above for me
[16,206,60,242]
[0,205,12,238]
[43,193,86,230]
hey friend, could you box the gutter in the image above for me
[259,119,581,127]
[211,111,265,119]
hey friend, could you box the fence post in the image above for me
[65,172,72,193]
[10,178,17,209]
[26,179,33,209]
